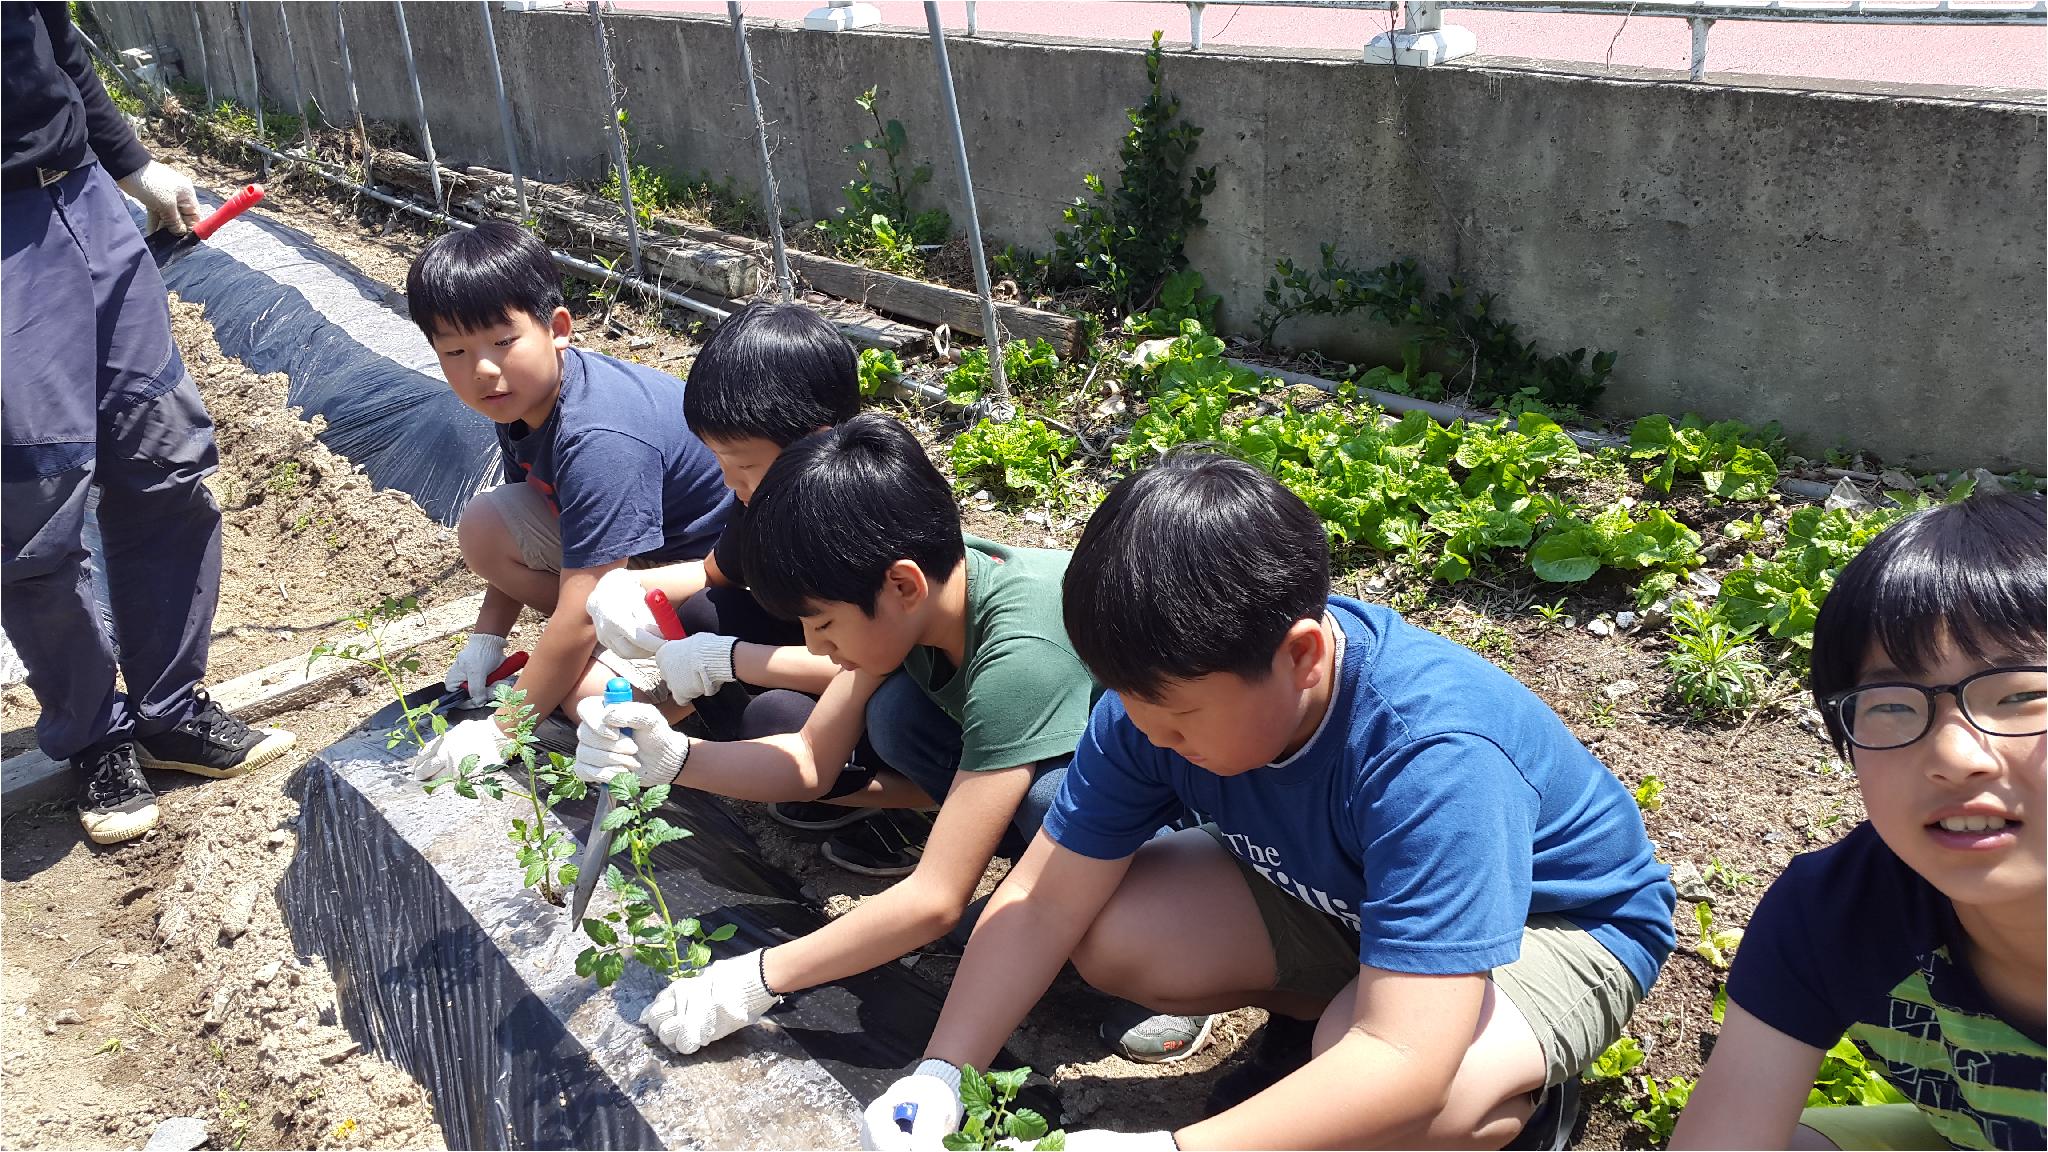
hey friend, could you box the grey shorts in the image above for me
[1205,825,1644,1086]
[467,482,670,702]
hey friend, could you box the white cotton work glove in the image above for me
[638,949,780,1055]
[860,1060,965,1152]
[587,569,665,660]
[1057,1131,1179,1151]
[442,632,509,707]
[654,633,738,703]
[572,697,690,788]
[116,161,201,236]
[414,717,510,782]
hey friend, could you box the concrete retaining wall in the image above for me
[99,3,2047,470]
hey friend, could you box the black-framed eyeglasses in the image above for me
[1824,665,2048,752]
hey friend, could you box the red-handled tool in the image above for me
[644,588,687,642]
[147,183,266,268]
[401,649,529,716]
[192,183,265,240]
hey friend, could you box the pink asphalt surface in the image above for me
[623,1,2045,91]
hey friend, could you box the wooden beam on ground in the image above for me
[367,151,926,354]
[368,149,1081,358]
[1,592,485,811]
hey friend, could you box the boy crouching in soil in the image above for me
[406,221,734,780]
[573,415,1192,1061]
[862,451,1677,1151]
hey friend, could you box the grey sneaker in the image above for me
[1099,1001,1215,1064]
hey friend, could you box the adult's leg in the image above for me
[71,165,223,740]
[0,176,126,762]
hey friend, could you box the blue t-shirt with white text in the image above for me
[1043,596,1676,994]
[496,347,732,569]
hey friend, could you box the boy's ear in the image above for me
[880,559,931,615]
[549,307,573,350]
[1277,617,1330,692]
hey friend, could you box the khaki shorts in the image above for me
[1795,1104,1944,1150]
[1206,825,1644,1087]
[467,482,670,702]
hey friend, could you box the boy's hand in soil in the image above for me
[414,717,510,781]
[586,569,663,659]
[639,950,780,1055]
[654,633,738,703]
[860,1061,964,1151]
[572,697,689,787]
[442,632,509,707]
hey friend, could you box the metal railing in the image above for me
[1167,0,2043,80]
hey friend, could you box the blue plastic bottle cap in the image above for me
[603,677,633,706]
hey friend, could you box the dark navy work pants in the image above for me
[1,163,222,762]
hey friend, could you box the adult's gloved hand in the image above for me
[442,632,509,707]
[859,1061,964,1151]
[572,697,690,788]
[586,569,664,660]
[654,633,738,703]
[117,161,201,236]
[639,949,781,1055]
[414,717,510,782]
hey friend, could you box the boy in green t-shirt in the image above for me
[573,414,1204,1061]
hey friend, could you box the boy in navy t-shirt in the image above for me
[861,452,1674,1150]
[404,222,731,778]
[1674,494,2044,1151]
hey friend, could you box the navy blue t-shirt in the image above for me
[496,347,732,569]
[1044,596,1676,994]
[1729,822,2046,1149]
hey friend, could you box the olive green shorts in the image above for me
[1206,825,1644,1086]
[1795,1104,1945,1150]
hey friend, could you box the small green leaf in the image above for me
[706,923,737,942]
[1007,1108,1049,1141]
[958,1065,993,1115]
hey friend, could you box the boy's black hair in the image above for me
[686,302,860,446]
[405,220,563,341]
[738,413,965,618]
[1811,492,2047,755]
[1065,450,1330,699]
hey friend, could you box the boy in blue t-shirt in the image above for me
[404,222,732,778]
[1674,493,2045,1151]
[862,452,1675,1151]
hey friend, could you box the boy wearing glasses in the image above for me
[1674,492,2046,1151]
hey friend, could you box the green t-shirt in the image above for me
[901,537,1100,773]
